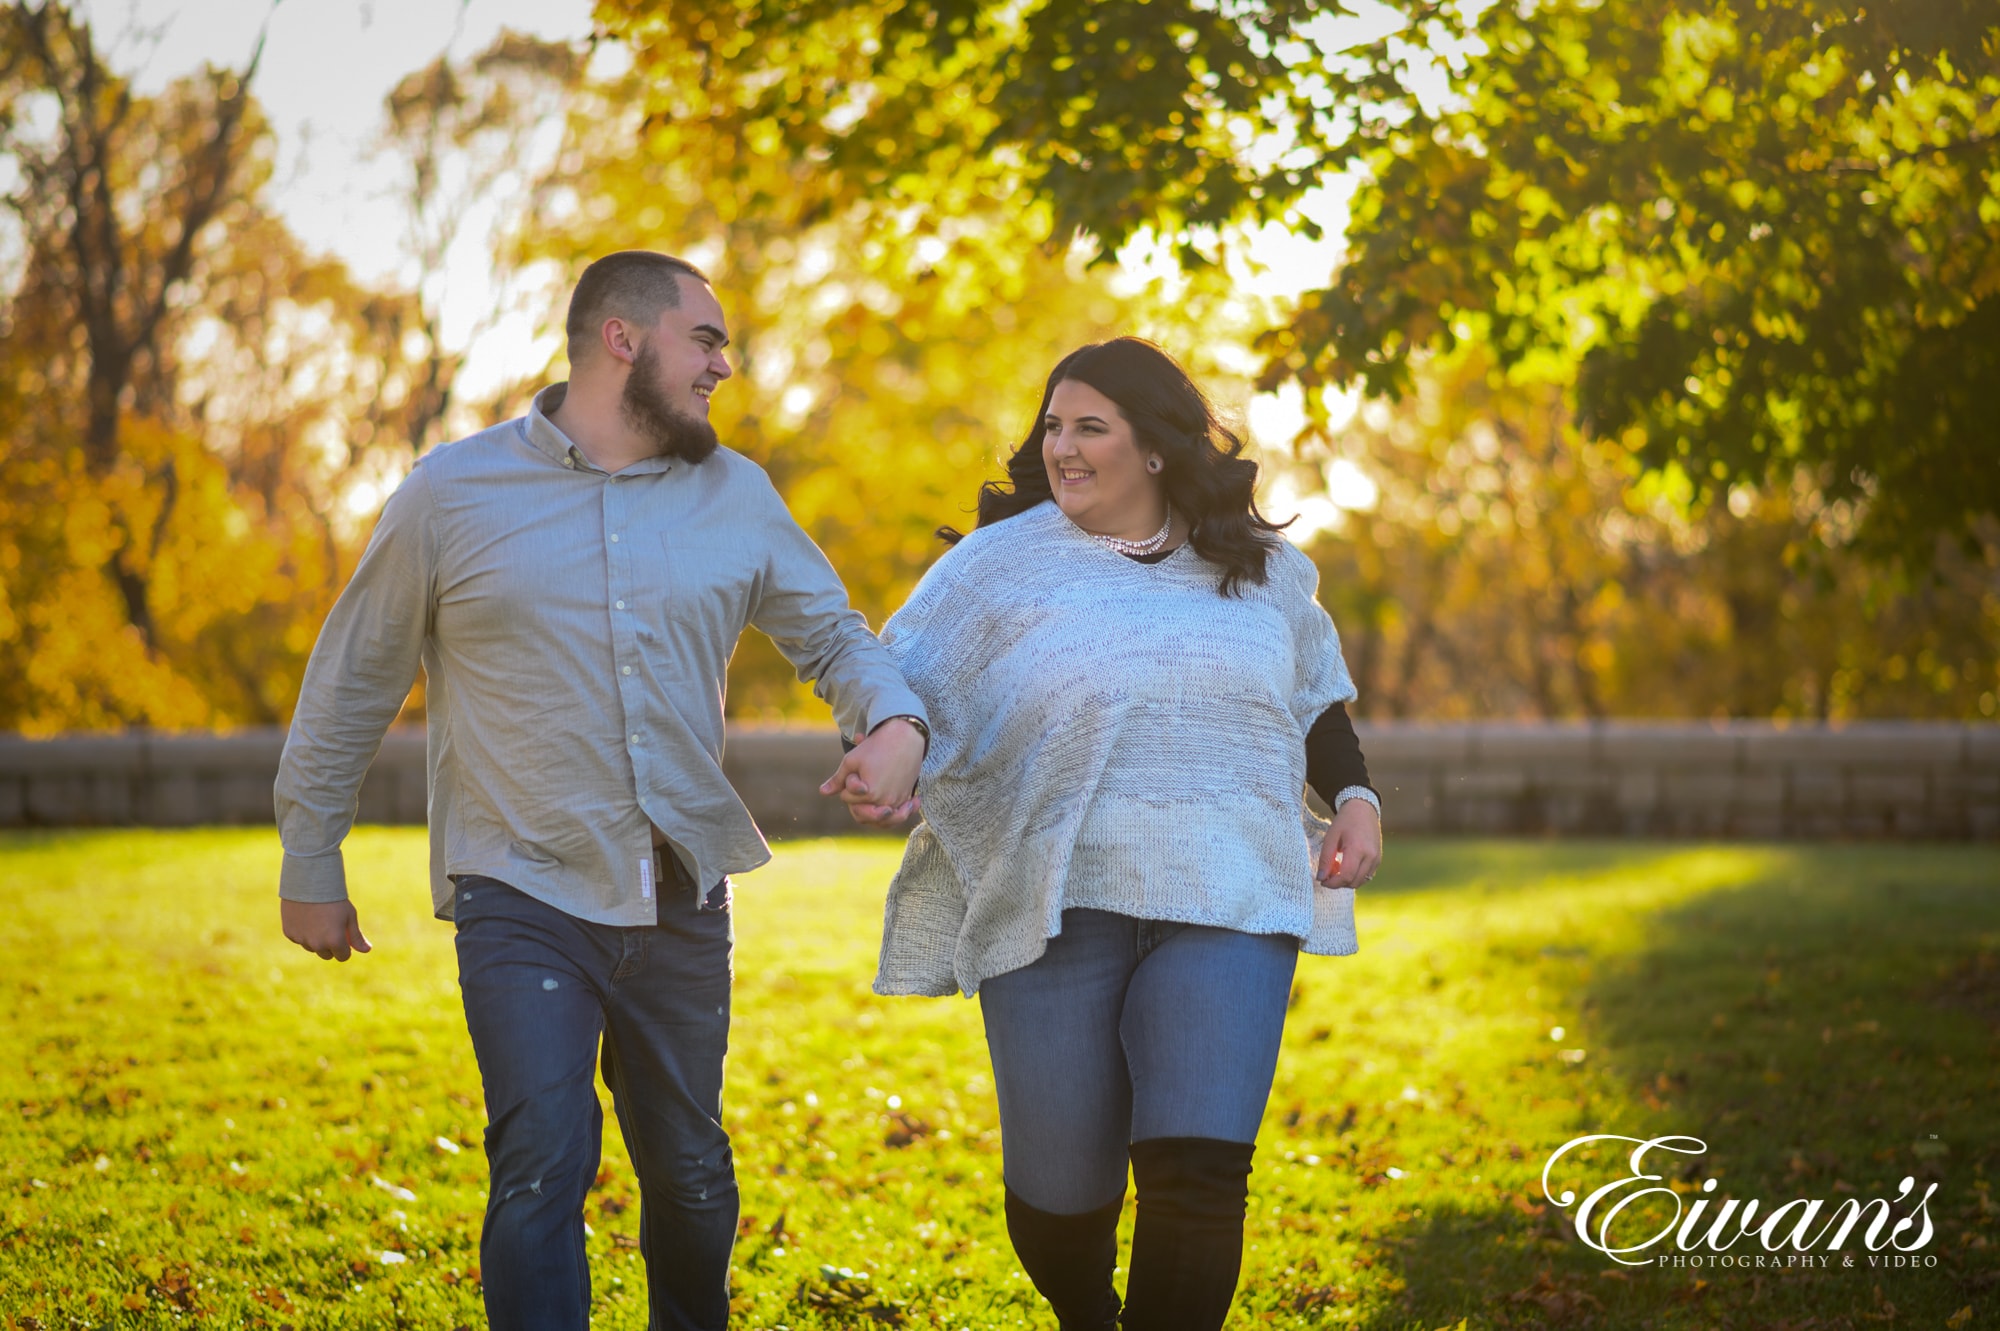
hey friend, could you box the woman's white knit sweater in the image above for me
[873,501,1360,998]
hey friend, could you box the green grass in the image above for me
[2,830,1996,1329]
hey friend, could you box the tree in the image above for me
[601,0,2000,561]
[1299,347,2000,721]
[0,0,268,653]
[1268,0,2000,561]
[375,31,587,451]
[596,0,1368,257]
[0,3,460,730]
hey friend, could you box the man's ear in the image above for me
[601,317,640,366]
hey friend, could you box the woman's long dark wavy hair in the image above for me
[940,337,1288,596]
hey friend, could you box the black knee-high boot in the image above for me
[1004,1186,1126,1331]
[1121,1138,1256,1331]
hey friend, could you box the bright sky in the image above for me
[90,0,593,273]
[81,0,1405,533]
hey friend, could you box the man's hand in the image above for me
[1317,799,1382,889]
[282,898,373,962]
[819,717,926,827]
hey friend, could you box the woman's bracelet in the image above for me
[1333,785,1381,818]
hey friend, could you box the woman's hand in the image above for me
[1316,799,1382,889]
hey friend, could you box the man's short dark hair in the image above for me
[565,251,710,362]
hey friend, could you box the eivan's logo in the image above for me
[1542,1135,1938,1268]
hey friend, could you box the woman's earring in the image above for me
[1147,457,1163,473]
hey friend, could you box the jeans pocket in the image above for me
[699,875,732,913]
[450,874,525,931]
[449,876,484,930]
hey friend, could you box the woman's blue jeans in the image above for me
[452,874,736,1331]
[978,908,1299,1214]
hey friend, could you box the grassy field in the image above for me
[1,830,1995,1330]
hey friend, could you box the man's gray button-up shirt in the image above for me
[274,385,926,925]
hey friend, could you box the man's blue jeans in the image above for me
[977,908,1299,1214]
[452,873,736,1331]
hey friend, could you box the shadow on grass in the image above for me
[1363,844,2000,1331]
[1367,839,1697,898]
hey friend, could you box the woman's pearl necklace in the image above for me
[1079,509,1174,556]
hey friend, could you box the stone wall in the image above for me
[1352,722,1997,839]
[1,723,1993,839]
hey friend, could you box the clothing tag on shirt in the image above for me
[639,856,655,901]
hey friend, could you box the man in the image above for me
[274,251,926,1330]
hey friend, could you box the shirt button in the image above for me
[610,533,621,543]
[630,733,641,745]
[615,600,626,609]
[622,666,632,676]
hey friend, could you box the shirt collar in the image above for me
[524,384,580,464]
[523,383,678,477]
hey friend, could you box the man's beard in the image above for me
[622,338,719,463]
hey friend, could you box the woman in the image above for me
[872,338,1383,1330]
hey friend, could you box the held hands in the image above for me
[281,898,373,962]
[1317,799,1383,890]
[819,717,926,828]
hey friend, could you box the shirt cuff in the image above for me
[279,849,350,903]
[861,688,929,739]
[1333,785,1381,818]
